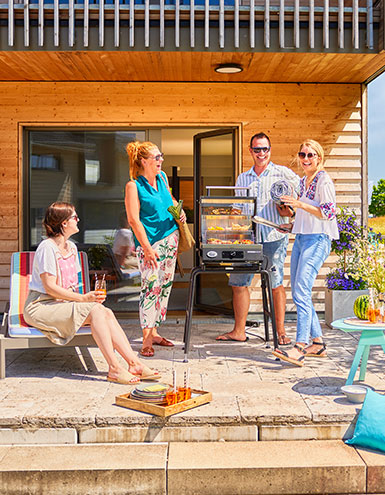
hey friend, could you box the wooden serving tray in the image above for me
[115,388,212,417]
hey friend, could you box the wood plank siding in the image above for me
[0,81,362,313]
[0,51,385,84]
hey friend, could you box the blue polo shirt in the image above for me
[133,171,178,248]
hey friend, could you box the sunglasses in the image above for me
[298,152,318,160]
[69,214,79,222]
[151,153,164,161]
[251,147,270,154]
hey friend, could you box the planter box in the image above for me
[324,288,368,328]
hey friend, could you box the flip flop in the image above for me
[153,337,174,347]
[278,335,292,346]
[107,369,141,385]
[272,344,305,368]
[140,346,155,357]
[216,334,249,342]
[134,365,161,381]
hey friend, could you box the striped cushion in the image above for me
[8,251,92,338]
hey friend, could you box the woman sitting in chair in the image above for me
[23,201,160,385]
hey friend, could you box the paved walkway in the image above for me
[1,319,385,443]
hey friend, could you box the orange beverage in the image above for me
[95,279,107,298]
[177,387,191,401]
[368,307,377,323]
[166,389,177,405]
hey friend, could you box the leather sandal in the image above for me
[272,343,306,367]
[153,337,174,347]
[140,346,155,357]
[107,369,141,385]
[133,365,161,381]
[304,341,327,358]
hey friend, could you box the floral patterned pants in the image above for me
[137,231,179,329]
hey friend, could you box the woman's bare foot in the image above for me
[216,331,247,342]
[278,334,291,345]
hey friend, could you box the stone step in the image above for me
[0,440,384,495]
[0,422,356,445]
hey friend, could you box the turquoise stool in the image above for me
[331,318,385,385]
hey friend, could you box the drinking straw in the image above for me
[186,368,190,388]
[172,370,176,393]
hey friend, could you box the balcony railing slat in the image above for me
[219,0,224,48]
[367,0,373,49]
[129,0,134,47]
[114,0,119,47]
[324,0,329,49]
[353,0,359,49]
[205,0,209,48]
[38,0,44,46]
[84,0,89,47]
[160,0,165,47]
[235,0,239,48]
[24,0,29,47]
[309,0,315,49]
[69,0,74,47]
[294,0,299,48]
[54,0,59,46]
[250,0,255,48]
[99,0,104,47]
[190,0,195,48]
[279,0,284,48]
[338,0,344,48]
[175,0,180,48]
[264,0,270,48]
[145,0,149,47]
[8,0,14,46]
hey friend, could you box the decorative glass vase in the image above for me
[378,292,385,324]
[368,288,379,324]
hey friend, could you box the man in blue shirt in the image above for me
[216,132,300,345]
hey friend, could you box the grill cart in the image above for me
[182,187,278,361]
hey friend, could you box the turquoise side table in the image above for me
[331,318,385,385]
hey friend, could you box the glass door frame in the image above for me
[193,127,240,314]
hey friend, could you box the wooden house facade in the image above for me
[0,0,385,313]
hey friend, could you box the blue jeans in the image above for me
[291,233,331,343]
[228,237,289,290]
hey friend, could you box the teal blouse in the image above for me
[133,171,178,248]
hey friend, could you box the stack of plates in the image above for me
[130,383,169,404]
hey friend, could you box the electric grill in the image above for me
[199,187,264,264]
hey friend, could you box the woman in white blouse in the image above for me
[272,139,339,367]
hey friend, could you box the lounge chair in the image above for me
[0,251,96,379]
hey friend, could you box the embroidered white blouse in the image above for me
[292,171,339,240]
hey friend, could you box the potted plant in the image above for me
[324,208,368,327]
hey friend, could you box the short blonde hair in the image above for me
[126,141,158,180]
[296,139,324,170]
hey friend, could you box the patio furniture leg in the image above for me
[261,269,278,349]
[183,266,201,362]
[358,345,370,381]
[345,344,365,385]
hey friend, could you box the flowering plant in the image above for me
[325,208,367,290]
[353,235,385,294]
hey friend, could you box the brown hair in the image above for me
[125,141,158,180]
[249,132,271,148]
[296,139,325,170]
[43,202,75,238]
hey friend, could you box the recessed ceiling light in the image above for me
[214,63,243,74]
